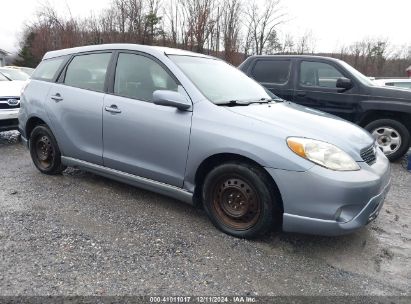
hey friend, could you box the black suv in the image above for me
[239,55,411,161]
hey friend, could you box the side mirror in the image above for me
[153,90,192,111]
[336,77,353,91]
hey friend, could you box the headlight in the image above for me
[287,137,360,171]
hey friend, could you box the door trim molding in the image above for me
[61,157,194,205]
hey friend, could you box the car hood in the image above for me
[369,85,411,101]
[225,102,374,161]
[0,81,26,98]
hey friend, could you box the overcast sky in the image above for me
[1,0,410,54]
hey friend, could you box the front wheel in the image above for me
[365,119,410,161]
[29,125,66,175]
[202,162,280,238]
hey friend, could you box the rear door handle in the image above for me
[51,93,63,102]
[105,105,122,114]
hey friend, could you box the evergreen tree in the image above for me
[14,31,39,67]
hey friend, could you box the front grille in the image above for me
[0,104,19,109]
[0,97,20,110]
[361,144,377,166]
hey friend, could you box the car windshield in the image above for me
[21,67,35,76]
[338,60,375,86]
[0,72,10,81]
[0,68,29,81]
[169,55,275,104]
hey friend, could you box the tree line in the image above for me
[15,0,411,77]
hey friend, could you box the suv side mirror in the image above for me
[336,77,353,91]
[153,90,192,111]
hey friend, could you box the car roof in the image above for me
[43,44,216,60]
[245,54,344,62]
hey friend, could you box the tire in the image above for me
[202,162,280,238]
[29,125,66,175]
[365,119,410,161]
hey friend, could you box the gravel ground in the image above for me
[0,131,410,296]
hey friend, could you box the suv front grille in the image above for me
[361,144,377,166]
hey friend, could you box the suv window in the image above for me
[114,53,178,101]
[64,53,112,92]
[300,61,344,88]
[252,60,291,84]
[32,57,66,81]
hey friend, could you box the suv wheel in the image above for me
[29,125,66,175]
[202,162,280,238]
[365,119,410,161]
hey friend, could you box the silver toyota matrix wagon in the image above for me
[19,44,391,238]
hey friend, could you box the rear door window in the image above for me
[251,60,291,84]
[64,53,112,92]
[31,57,66,82]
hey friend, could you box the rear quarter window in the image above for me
[32,57,66,82]
[251,60,291,84]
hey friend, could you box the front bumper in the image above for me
[0,109,19,131]
[266,149,391,236]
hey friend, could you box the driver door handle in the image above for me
[296,91,307,97]
[105,105,122,114]
[51,93,63,102]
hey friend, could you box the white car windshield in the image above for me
[0,73,10,81]
[0,68,29,81]
[169,55,274,104]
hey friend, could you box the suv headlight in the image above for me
[287,137,360,171]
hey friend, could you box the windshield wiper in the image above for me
[260,97,284,103]
[215,100,250,106]
[216,98,279,106]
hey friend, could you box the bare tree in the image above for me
[181,0,218,53]
[244,0,285,55]
[221,0,241,61]
[279,33,294,54]
[295,31,316,54]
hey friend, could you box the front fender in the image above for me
[183,101,315,192]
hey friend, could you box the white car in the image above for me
[0,73,26,132]
[3,66,35,77]
[0,67,30,81]
[374,79,411,90]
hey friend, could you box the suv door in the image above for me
[248,59,293,101]
[294,60,360,122]
[46,52,112,165]
[102,52,192,187]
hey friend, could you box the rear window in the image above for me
[32,57,66,81]
[251,60,291,84]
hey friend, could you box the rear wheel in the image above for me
[365,119,410,161]
[202,162,279,238]
[29,125,66,175]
